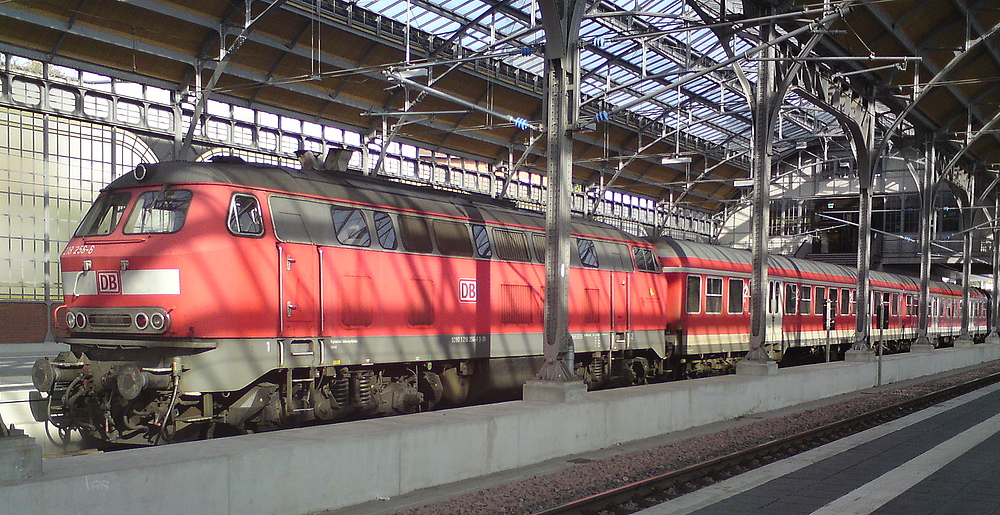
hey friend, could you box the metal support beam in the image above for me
[741,11,777,371]
[956,181,975,347]
[525,0,587,395]
[912,142,936,352]
[988,195,1000,344]
[846,99,877,360]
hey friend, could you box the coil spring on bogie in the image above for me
[351,371,375,408]
[589,358,605,385]
[332,374,350,407]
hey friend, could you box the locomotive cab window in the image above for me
[577,239,599,268]
[124,189,193,234]
[331,208,371,247]
[686,275,701,314]
[228,194,264,237]
[75,191,130,237]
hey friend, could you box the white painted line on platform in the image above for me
[810,409,1000,515]
[638,381,1000,515]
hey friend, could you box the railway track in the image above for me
[535,370,1000,515]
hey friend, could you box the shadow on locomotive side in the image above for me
[30,156,991,446]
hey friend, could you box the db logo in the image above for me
[459,279,477,303]
[97,271,122,294]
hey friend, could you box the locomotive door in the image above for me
[278,243,319,336]
[610,271,631,350]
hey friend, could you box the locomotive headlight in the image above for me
[135,312,149,330]
[66,311,77,329]
[75,312,87,329]
[150,312,166,331]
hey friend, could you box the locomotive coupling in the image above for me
[116,364,173,400]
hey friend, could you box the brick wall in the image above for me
[0,302,50,343]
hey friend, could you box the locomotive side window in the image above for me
[124,189,193,234]
[74,191,130,237]
[633,247,660,273]
[728,278,744,314]
[532,234,546,263]
[331,208,371,247]
[595,241,633,272]
[472,225,492,258]
[784,283,798,315]
[493,228,530,262]
[686,275,701,314]
[227,194,264,237]
[270,197,337,245]
[433,219,473,257]
[373,211,398,250]
[399,215,433,254]
[705,277,723,314]
[577,239,599,268]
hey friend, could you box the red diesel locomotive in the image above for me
[32,157,990,445]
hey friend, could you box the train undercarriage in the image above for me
[32,344,669,446]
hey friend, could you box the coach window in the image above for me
[890,293,899,316]
[228,194,264,237]
[784,283,798,315]
[799,285,812,315]
[705,277,723,314]
[331,208,371,247]
[577,239,599,268]
[827,288,838,316]
[433,219,474,257]
[840,288,851,316]
[493,228,530,262]
[373,212,397,250]
[815,287,825,315]
[728,278,744,314]
[399,215,433,253]
[472,225,492,258]
[686,275,702,314]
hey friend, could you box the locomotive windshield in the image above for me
[74,192,131,237]
[123,189,193,234]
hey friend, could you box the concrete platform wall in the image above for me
[3,344,999,515]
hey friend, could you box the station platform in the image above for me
[2,343,1000,514]
[644,380,1000,515]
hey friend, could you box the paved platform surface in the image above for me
[643,381,1000,515]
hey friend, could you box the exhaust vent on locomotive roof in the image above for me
[210,155,247,164]
[295,148,353,174]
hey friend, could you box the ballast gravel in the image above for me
[395,360,1000,515]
